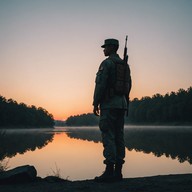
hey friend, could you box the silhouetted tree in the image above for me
[66,113,99,126]
[125,86,192,124]
[65,87,192,126]
[0,96,54,128]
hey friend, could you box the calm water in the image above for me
[0,126,192,181]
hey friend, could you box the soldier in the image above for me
[93,38,131,182]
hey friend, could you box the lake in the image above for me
[0,126,192,181]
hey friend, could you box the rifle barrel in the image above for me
[124,35,128,62]
[125,35,128,47]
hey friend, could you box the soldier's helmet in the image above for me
[101,38,119,48]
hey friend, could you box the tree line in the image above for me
[66,87,192,126]
[127,87,192,124]
[0,96,54,128]
[66,113,99,126]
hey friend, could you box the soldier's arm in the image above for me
[93,60,110,107]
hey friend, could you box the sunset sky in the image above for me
[0,0,192,120]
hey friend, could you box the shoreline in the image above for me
[1,123,192,129]
[1,173,192,192]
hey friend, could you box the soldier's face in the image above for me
[103,45,112,56]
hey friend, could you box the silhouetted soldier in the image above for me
[93,38,131,182]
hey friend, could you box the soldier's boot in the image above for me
[114,163,123,181]
[94,163,114,182]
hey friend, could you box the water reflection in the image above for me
[0,127,191,180]
[0,129,54,161]
[66,126,192,164]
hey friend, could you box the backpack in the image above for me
[112,60,131,96]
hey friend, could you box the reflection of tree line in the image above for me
[124,128,192,164]
[1,128,191,166]
[0,131,54,161]
[66,127,192,164]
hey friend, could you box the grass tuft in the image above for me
[51,163,62,178]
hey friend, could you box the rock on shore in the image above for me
[0,165,37,184]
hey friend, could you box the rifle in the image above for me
[123,35,128,64]
[123,35,131,116]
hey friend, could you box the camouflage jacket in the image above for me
[93,53,128,110]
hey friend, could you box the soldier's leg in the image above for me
[99,109,116,165]
[114,109,125,181]
[115,109,125,164]
[95,109,116,182]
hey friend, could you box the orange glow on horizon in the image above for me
[1,1,191,121]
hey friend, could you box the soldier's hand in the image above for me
[93,105,100,116]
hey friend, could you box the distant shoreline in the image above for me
[1,123,192,129]
[0,126,54,129]
[56,122,192,127]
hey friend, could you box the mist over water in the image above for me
[0,126,192,180]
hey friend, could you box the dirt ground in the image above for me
[0,174,192,192]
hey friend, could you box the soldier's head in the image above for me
[101,38,119,56]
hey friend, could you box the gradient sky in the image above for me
[0,0,192,120]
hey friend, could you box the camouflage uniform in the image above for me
[93,53,127,165]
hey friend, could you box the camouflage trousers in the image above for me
[99,109,125,165]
